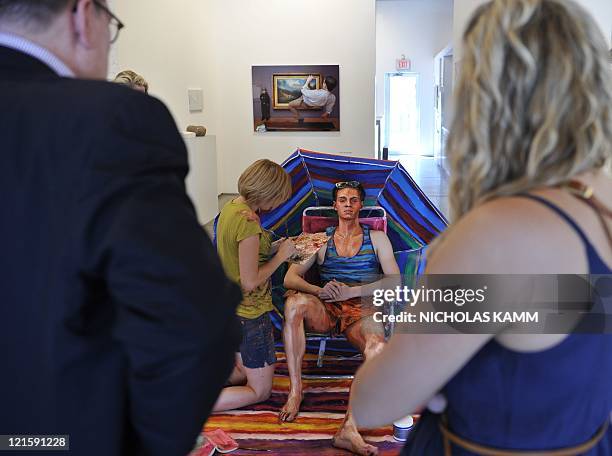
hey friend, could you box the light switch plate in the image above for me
[188,88,204,112]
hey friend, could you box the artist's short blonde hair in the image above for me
[114,70,149,93]
[238,159,292,209]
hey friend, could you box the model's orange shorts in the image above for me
[285,290,376,334]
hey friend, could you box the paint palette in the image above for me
[289,232,330,264]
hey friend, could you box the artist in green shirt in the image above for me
[214,159,296,411]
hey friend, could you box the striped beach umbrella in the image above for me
[260,148,447,253]
[214,148,448,333]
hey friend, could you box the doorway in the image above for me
[384,72,420,156]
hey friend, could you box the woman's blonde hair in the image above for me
[448,0,612,221]
[238,159,292,209]
[114,70,149,93]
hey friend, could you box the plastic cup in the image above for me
[393,415,414,442]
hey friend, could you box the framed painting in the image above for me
[272,74,321,109]
[252,65,339,132]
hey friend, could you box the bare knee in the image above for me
[284,295,309,324]
[364,338,385,360]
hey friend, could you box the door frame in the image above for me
[434,45,453,158]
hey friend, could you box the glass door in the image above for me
[384,72,420,155]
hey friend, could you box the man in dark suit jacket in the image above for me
[0,1,241,455]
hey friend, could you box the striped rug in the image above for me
[202,352,414,455]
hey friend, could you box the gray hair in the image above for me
[0,1,73,27]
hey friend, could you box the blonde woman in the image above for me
[351,0,612,454]
[214,159,296,411]
[114,70,148,94]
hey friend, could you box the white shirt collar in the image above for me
[0,32,74,77]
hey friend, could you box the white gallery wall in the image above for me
[376,0,453,156]
[111,0,376,195]
[110,0,609,196]
[109,0,214,132]
[207,0,377,194]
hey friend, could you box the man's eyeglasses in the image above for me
[74,0,124,44]
[335,181,362,189]
[93,0,124,43]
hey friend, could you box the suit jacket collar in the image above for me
[0,45,62,81]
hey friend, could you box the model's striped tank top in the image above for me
[319,225,381,286]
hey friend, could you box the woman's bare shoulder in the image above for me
[427,196,586,274]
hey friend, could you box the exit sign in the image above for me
[396,55,411,71]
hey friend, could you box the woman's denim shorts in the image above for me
[238,312,276,369]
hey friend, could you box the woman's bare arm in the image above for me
[239,235,295,292]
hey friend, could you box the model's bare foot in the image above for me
[332,425,378,456]
[279,391,303,422]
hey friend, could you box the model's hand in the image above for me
[277,239,298,261]
[324,284,354,302]
[318,281,341,301]
[319,280,348,301]
[321,112,330,119]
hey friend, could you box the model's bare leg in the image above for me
[332,316,385,456]
[213,354,275,412]
[280,293,333,422]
